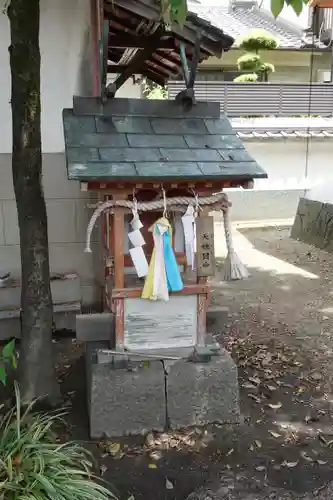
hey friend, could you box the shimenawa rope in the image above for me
[84,193,248,281]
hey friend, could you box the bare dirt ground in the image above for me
[5,225,333,500]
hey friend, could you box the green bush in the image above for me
[0,339,17,385]
[0,383,117,500]
[234,29,278,83]
[233,73,258,83]
[237,53,262,72]
[238,29,279,52]
[260,62,275,75]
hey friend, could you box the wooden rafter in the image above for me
[108,33,175,49]
[106,42,160,96]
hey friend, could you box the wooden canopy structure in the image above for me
[100,0,234,98]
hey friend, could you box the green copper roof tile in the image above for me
[63,98,267,182]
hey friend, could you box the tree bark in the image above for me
[7,0,61,404]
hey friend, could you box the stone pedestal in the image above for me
[291,197,333,252]
[86,343,240,438]
[168,349,240,428]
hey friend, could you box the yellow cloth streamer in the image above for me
[141,217,173,300]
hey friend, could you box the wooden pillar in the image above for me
[196,205,213,346]
[111,193,127,349]
[112,196,126,290]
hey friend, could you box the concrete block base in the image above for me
[206,306,229,335]
[76,312,114,343]
[86,343,240,438]
[168,349,239,428]
[86,345,166,438]
[291,197,333,251]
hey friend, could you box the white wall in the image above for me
[0,0,92,153]
[245,140,333,190]
[225,138,333,222]
[0,0,102,305]
[0,0,144,306]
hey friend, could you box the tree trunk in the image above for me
[7,0,61,404]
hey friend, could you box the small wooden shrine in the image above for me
[63,0,266,353]
[64,95,266,352]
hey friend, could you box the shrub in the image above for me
[0,339,17,385]
[0,383,117,500]
[233,73,258,83]
[237,53,262,72]
[238,29,279,52]
[234,29,278,83]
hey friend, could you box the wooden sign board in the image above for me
[196,216,215,277]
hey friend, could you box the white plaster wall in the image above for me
[245,140,333,190]
[0,0,104,306]
[0,0,92,153]
[0,0,145,306]
[225,139,333,222]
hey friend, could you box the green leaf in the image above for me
[2,339,15,359]
[271,0,284,18]
[0,364,6,385]
[12,354,17,369]
[290,0,304,15]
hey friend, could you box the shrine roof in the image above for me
[63,97,267,182]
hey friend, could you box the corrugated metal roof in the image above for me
[188,3,326,49]
[62,97,267,182]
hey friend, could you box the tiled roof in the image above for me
[62,97,267,182]
[231,117,333,138]
[189,2,325,49]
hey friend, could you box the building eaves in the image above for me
[188,3,326,49]
[231,116,333,139]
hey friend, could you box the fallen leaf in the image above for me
[262,353,272,366]
[269,431,281,438]
[127,496,135,500]
[311,372,322,381]
[242,382,257,390]
[107,442,121,456]
[267,403,282,409]
[148,463,157,469]
[146,432,155,447]
[249,376,261,386]
[226,448,234,457]
[317,460,327,465]
[150,451,162,461]
[282,461,299,468]
[300,451,313,463]
[165,478,174,490]
[266,385,277,391]
[100,465,107,476]
[255,466,266,471]
[318,434,327,445]
[248,394,261,403]
[254,440,262,449]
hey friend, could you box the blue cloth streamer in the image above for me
[163,230,183,292]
